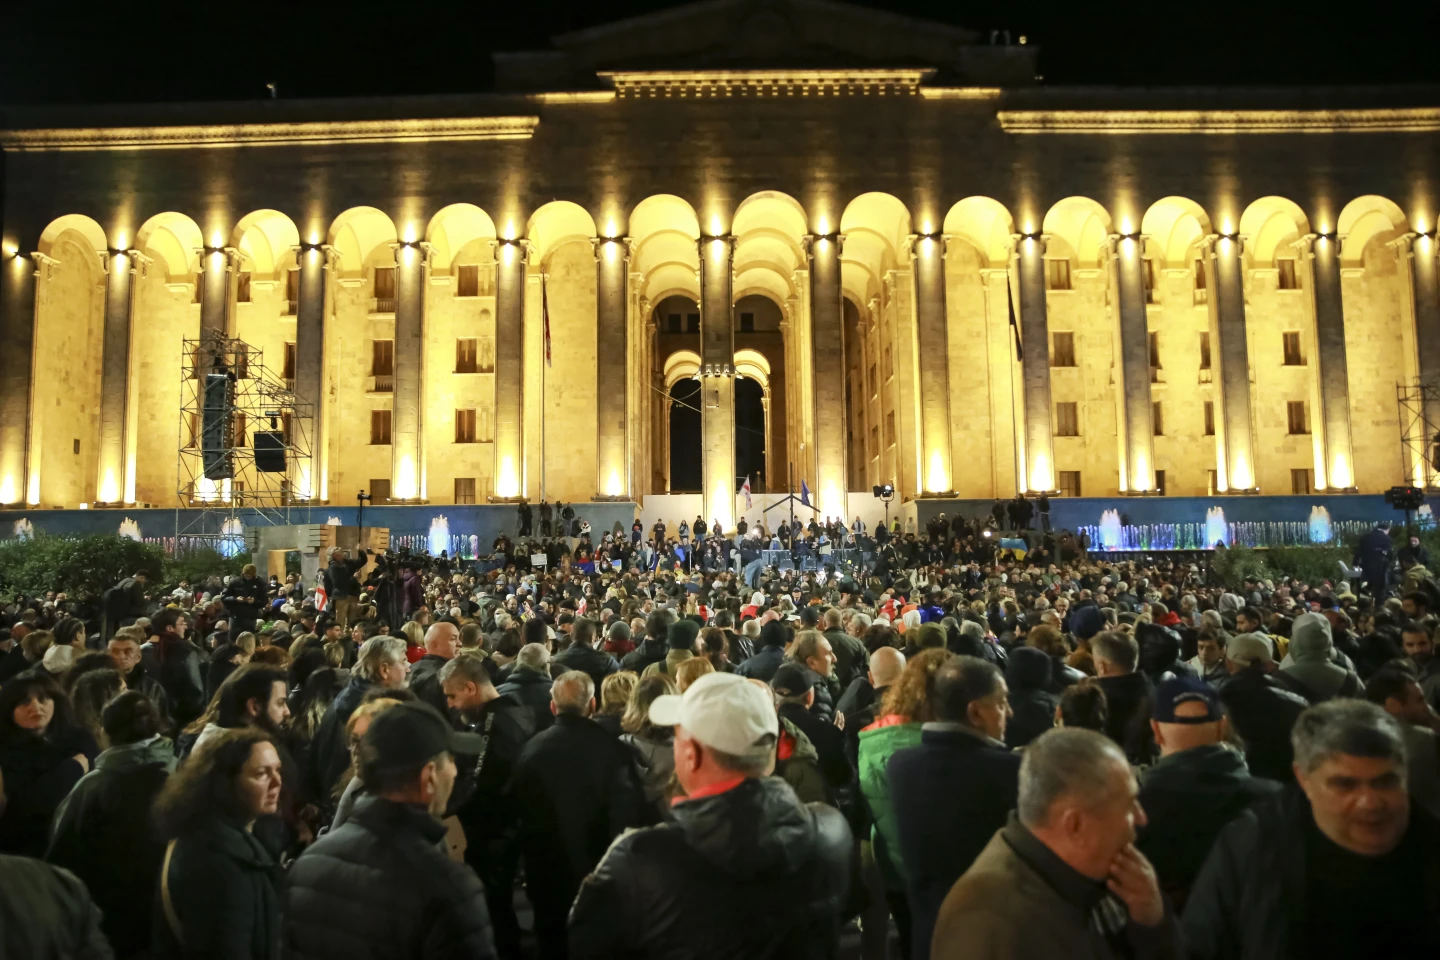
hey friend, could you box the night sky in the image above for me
[2,1,1435,106]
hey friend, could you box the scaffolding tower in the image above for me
[176,331,315,547]
[1397,378,1440,490]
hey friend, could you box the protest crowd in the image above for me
[1,506,1438,959]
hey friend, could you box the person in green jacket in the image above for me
[856,647,953,959]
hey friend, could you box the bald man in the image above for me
[408,621,462,715]
[840,646,907,767]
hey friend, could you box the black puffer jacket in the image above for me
[569,776,853,959]
[154,817,280,960]
[553,642,621,692]
[619,636,667,674]
[282,795,496,959]
[1138,623,1199,684]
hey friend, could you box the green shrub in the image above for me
[0,534,163,601]
[1266,545,1349,585]
[1209,545,1273,589]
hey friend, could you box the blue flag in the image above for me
[800,479,811,507]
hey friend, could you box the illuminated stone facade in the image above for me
[2,0,1438,526]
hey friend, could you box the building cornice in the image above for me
[597,69,936,98]
[0,115,540,152]
[997,107,1440,134]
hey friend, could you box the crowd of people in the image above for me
[0,512,1438,958]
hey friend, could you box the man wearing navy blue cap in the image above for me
[1136,677,1281,908]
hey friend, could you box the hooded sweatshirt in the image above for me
[1281,613,1362,702]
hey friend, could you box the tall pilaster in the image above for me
[0,247,37,505]
[981,268,1023,497]
[198,247,231,341]
[595,236,629,498]
[809,233,847,517]
[493,239,526,499]
[96,249,141,504]
[699,234,736,529]
[1014,235,1055,491]
[1301,234,1355,489]
[390,241,427,500]
[292,244,329,501]
[1205,234,1256,491]
[909,235,953,495]
[1109,234,1156,492]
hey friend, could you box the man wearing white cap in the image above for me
[568,672,853,958]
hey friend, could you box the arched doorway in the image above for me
[736,377,766,492]
[668,379,702,492]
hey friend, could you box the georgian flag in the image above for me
[740,475,752,510]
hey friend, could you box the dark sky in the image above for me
[3,1,1434,106]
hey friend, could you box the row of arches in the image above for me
[18,187,1428,509]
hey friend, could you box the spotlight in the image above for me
[872,484,895,501]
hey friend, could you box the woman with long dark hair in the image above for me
[0,673,97,856]
[152,727,283,960]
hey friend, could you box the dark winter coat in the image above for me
[1216,667,1311,781]
[513,713,646,911]
[47,736,175,957]
[553,642,622,692]
[567,776,853,959]
[1183,790,1440,960]
[619,636,667,674]
[143,638,209,731]
[1136,744,1281,908]
[497,666,556,733]
[282,796,496,959]
[308,674,374,799]
[0,854,111,960]
[1004,647,1059,749]
[1095,671,1157,764]
[888,722,1022,960]
[406,653,450,715]
[153,817,280,960]
[0,725,95,856]
[736,644,786,683]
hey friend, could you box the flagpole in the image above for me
[540,272,547,504]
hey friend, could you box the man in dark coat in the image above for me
[141,608,207,731]
[619,610,670,674]
[497,643,557,734]
[1354,522,1394,599]
[773,663,854,813]
[552,616,621,692]
[737,619,790,682]
[889,656,1022,960]
[1136,677,1281,909]
[282,701,498,959]
[406,622,460,715]
[513,672,645,960]
[440,653,536,959]
[102,571,150,642]
[326,547,368,631]
[1216,633,1311,782]
[1092,631,1157,765]
[1184,700,1440,959]
[821,607,869,691]
[222,564,267,636]
[568,672,852,959]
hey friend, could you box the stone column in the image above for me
[96,249,141,504]
[389,242,427,500]
[1109,235,1156,492]
[292,244,328,501]
[13,253,52,505]
[1205,234,1257,491]
[1014,235,1055,491]
[699,234,736,529]
[910,235,954,495]
[493,239,526,499]
[595,236,629,498]
[808,234,848,517]
[198,247,231,342]
[1302,234,1355,489]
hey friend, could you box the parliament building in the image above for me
[3,0,1439,532]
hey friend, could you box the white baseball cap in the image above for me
[649,672,778,755]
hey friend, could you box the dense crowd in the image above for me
[0,512,1437,959]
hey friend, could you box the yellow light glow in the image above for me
[1029,453,1054,494]
[2,242,15,257]
[1119,217,1135,236]
[196,478,219,503]
[26,471,40,505]
[0,475,15,504]
[816,216,831,236]
[209,232,224,249]
[926,452,949,493]
[78,502,89,510]
[1330,454,1353,490]
[111,231,128,250]
[499,242,516,266]
[496,456,520,499]
[605,468,623,498]
[401,223,418,244]
[98,471,119,504]
[603,219,617,239]
[395,456,418,501]
[710,216,724,237]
